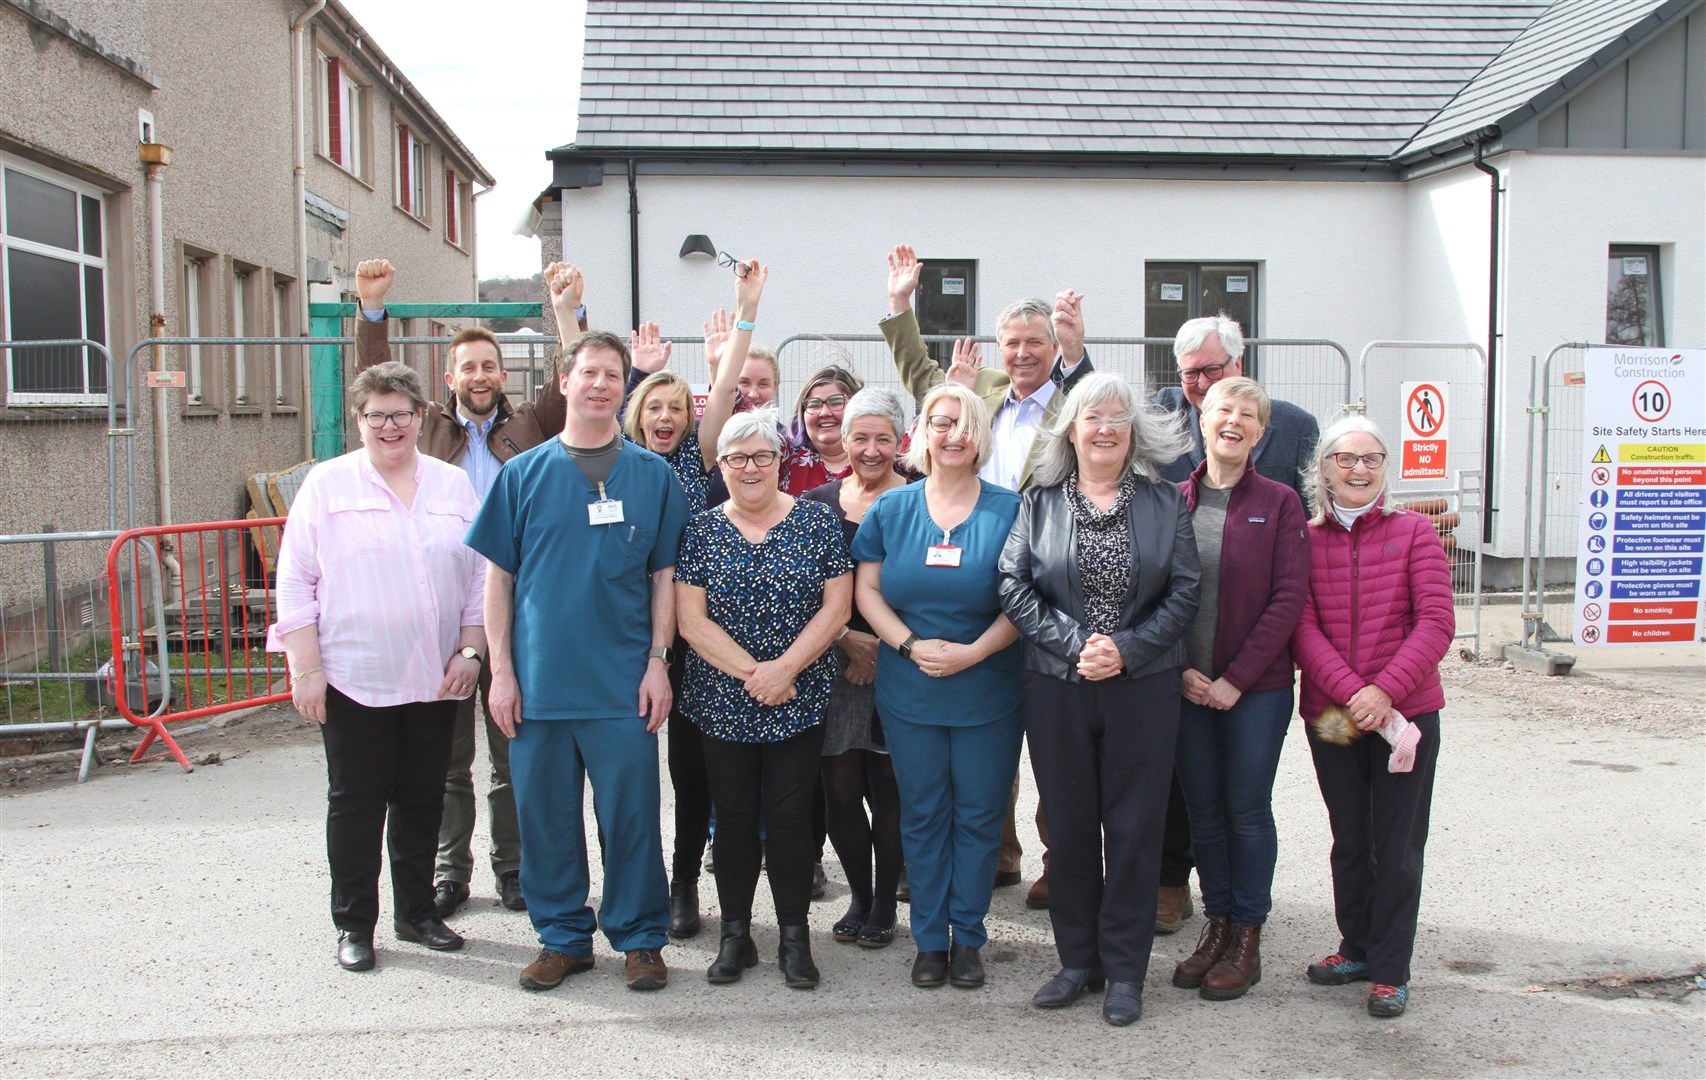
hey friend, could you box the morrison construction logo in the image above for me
[1610,350,1688,379]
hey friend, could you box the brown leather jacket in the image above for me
[356,313,566,467]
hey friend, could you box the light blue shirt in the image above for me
[455,407,501,502]
[983,377,1057,491]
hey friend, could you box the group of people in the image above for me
[268,245,1455,1027]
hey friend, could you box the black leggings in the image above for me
[821,748,903,917]
[666,652,712,884]
[703,725,826,926]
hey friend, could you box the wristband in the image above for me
[290,666,322,687]
[734,319,756,332]
[573,304,587,322]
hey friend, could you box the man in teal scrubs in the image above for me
[467,330,689,993]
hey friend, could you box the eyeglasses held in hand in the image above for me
[804,394,848,411]
[1177,360,1231,383]
[361,410,417,429]
[1330,452,1386,470]
[721,450,779,468]
[717,252,752,279]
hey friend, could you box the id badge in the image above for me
[589,499,625,525]
[925,544,962,568]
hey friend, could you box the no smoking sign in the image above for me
[1399,381,1448,479]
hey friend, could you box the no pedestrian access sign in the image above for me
[1400,381,1448,479]
[1573,347,1705,646]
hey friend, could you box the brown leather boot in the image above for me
[1155,885,1194,933]
[1201,923,1262,1000]
[1171,914,1232,989]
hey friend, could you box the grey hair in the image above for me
[995,297,1055,342]
[1305,415,1399,523]
[1174,313,1246,363]
[349,360,428,416]
[1031,371,1191,487]
[841,386,909,440]
[717,406,783,458]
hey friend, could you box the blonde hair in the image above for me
[904,383,992,476]
[622,371,692,450]
[1200,376,1271,428]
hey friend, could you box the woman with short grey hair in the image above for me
[998,371,1201,1026]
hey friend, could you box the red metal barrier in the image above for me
[106,518,291,771]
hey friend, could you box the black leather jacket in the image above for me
[998,476,1201,682]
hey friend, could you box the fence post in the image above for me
[309,311,345,461]
[43,522,60,670]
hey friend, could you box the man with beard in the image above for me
[354,258,589,919]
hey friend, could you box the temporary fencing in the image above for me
[1358,341,1489,655]
[104,518,290,774]
[1519,343,1591,647]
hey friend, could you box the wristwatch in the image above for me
[898,634,919,661]
[648,645,674,665]
[459,646,481,662]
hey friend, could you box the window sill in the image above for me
[180,405,224,419]
[270,404,301,416]
[395,204,432,230]
[315,152,373,191]
[443,236,469,254]
[0,406,111,423]
[230,404,265,417]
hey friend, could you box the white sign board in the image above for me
[1399,381,1448,479]
[1573,347,1705,646]
[1158,284,1184,302]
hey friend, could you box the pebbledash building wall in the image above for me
[0,0,492,597]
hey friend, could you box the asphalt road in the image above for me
[2,649,1701,1078]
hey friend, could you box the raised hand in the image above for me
[887,244,922,313]
[733,258,767,317]
[355,259,395,310]
[544,262,584,334]
[947,338,983,388]
[703,308,731,373]
[630,321,672,375]
[1052,289,1086,365]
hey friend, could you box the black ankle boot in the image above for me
[706,919,757,984]
[668,879,701,940]
[777,924,819,989]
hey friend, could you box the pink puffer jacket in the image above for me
[1293,500,1455,721]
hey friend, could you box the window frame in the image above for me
[912,259,977,368]
[444,168,464,247]
[230,260,264,409]
[316,50,368,180]
[271,271,299,410]
[1143,261,1261,388]
[1605,245,1665,347]
[396,123,428,219]
[180,247,219,409]
[1,151,110,407]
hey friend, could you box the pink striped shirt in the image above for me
[268,449,485,707]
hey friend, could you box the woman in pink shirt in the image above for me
[269,361,487,974]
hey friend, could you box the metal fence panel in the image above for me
[1525,344,1590,645]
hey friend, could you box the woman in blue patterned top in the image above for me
[852,382,1023,993]
[621,266,757,942]
[676,408,854,991]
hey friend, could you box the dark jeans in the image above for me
[436,656,521,886]
[1025,668,1180,984]
[321,683,457,933]
[1307,709,1441,986]
[665,649,712,885]
[703,725,826,926]
[1174,687,1294,925]
[821,747,903,911]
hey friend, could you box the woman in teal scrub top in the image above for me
[851,382,1022,993]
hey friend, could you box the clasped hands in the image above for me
[1077,632,1125,682]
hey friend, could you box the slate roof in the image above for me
[566,0,1551,161]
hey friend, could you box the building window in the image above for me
[913,259,976,367]
[1144,262,1259,386]
[317,52,366,178]
[1,153,108,405]
[444,169,464,245]
[396,125,427,218]
[181,252,216,406]
[231,263,263,406]
[272,273,297,407]
[1606,246,1664,346]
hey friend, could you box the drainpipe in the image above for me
[1471,134,1504,545]
[292,0,327,461]
[627,158,640,326]
[144,159,172,528]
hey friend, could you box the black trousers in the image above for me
[321,683,457,933]
[703,724,826,926]
[665,650,713,885]
[1158,770,1195,888]
[1025,668,1180,984]
[1306,709,1441,986]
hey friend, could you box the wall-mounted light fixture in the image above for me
[679,233,717,259]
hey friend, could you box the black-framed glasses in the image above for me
[721,450,779,469]
[716,251,752,279]
[360,410,417,429]
[1330,452,1387,470]
[924,414,959,432]
[1178,360,1232,384]
[803,394,848,412]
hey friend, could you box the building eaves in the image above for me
[3,0,157,88]
[318,0,495,187]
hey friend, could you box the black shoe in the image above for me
[498,871,526,912]
[994,868,1022,887]
[810,862,828,900]
[1104,981,1144,1026]
[1031,966,1106,1007]
[778,924,819,990]
[394,915,464,951]
[895,867,911,903]
[911,950,949,989]
[706,919,759,985]
[668,879,701,940]
[336,930,375,972]
[432,880,470,919]
[949,941,985,989]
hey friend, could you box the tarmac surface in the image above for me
[2,619,1701,1078]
